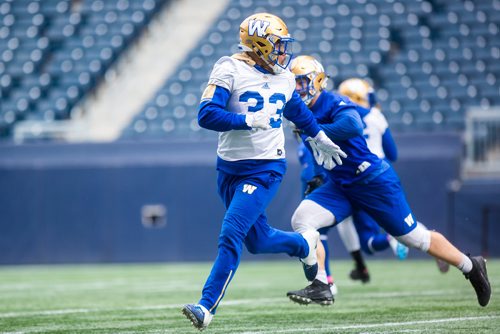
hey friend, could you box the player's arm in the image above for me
[283,91,321,137]
[198,85,250,131]
[285,92,346,168]
[320,107,364,141]
[198,57,271,132]
[382,128,398,162]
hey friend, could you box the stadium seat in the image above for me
[0,0,170,139]
[2,0,499,139]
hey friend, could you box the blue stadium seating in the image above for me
[1,0,498,139]
[0,0,169,137]
[123,0,499,138]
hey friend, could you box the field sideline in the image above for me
[0,259,498,333]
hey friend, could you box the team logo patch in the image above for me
[242,184,257,194]
[404,213,415,227]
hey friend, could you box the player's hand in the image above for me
[306,138,335,170]
[306,131,347,170]
[245,110,272,130]
[304,175,324,196]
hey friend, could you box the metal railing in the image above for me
[464,107,500,177]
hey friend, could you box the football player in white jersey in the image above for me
[181,13,347,331]
[286,55,490,308]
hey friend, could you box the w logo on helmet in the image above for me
[248,19,270,37]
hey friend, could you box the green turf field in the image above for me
[0,259,498,333]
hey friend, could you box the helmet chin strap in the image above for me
[245,51,276,74]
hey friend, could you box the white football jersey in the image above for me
[207,55,296,161]
[362,107,389,159]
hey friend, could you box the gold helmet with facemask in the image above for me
[290,55,328,106]
[338,78,375,109]
[239,13,294,74]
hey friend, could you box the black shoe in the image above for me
[350,267,370,283]
[287,279,334,306]
[464,256,491,307]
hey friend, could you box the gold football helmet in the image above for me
[338,78,375,109]
[239,13,294,73]
[290,55,328,106]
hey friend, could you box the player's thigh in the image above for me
[224,171,283,233]
[353,209,381,236]
[217,171,237,209]
[292,181,352,232]
[348,169,417,237]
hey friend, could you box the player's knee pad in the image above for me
[291,199,335,233]
[395,223,431,252]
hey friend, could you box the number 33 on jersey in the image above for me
[202,54,297,161]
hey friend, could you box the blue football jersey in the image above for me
[308,91,388,185]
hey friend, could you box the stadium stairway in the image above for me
[71,0,230,142]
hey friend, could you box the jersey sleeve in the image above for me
[320,107,364,141]
[283,92,321,137]
[317,96,363,140]
[198,57,249,132]
[207,56,236,92]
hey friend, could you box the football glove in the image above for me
[306,131,346,170]
[245,109,272,130]
[304,175,324,196]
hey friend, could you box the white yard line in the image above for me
[239,316,500,334]
[0,298,280,318]
[0,289,462,319]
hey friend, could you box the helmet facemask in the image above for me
[295,74,316,106]
[267,35,294,73]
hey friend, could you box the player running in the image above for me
[181,13,346,331]
[286,55,491,308]
[298,77,409,287]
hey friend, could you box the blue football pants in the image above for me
[199,170,308,314]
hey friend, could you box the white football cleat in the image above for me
[182,304,213,331]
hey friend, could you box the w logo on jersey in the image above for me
[242,184,257,194]
[404,213,415,227]
[248,20,270,37]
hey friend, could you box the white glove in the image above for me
[306,131,347,170]
[245,110,272,130]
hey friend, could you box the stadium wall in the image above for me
[1,133,487,265]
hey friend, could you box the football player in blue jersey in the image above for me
[338,79,451,275]
[285,55,490,308]
[296,77,410,287]
[181,13,347,331]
